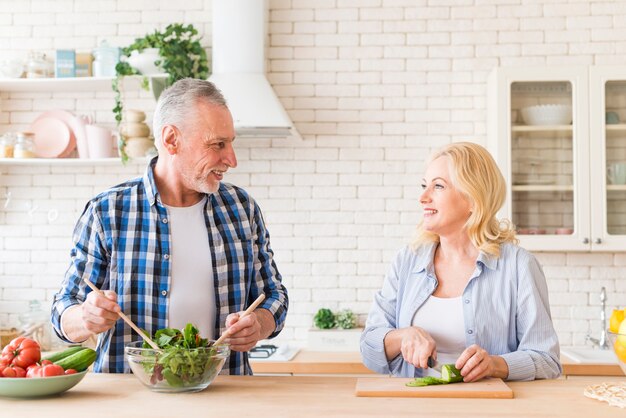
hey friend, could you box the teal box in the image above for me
[55,49,76,78]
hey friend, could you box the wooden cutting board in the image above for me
[355,377,513,398]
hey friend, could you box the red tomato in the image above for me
[0,337,41,368]
[26,365,42,378]
[40,364,64,377]
[2,365,26,378]
[0,361,7,377]
[26,363,64,378]
[64,369,77,375]
[40,359,53,366]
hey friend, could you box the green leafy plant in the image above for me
[141,323,221,388]
[313,308,336,330]
[335,309,357,329]
[112,23,209,162]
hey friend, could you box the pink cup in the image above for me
[85,125,116,158]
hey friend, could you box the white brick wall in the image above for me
[1,0,626,350]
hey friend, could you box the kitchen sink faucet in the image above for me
[585,286,610,350]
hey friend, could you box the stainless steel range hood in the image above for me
[209,0,298,138]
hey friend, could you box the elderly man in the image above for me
[51,78,288,374]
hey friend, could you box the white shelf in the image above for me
[0,157,150,166]
[511,185,574,192]
[511,125,573,132]
[0,74,167,92]
[606,124,626,132]
[607,184,626,191]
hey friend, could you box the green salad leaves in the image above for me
[141,323,223,388]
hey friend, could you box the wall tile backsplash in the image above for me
[2,0,626,348]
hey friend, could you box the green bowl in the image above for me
[0,370,88,398]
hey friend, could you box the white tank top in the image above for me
[165,196,216,339]
[411,295,466,376]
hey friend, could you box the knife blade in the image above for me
[427,356,442,373]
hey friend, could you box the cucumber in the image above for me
[54,348,97,371]
[405,364,464,387]
[406,376,446,387]
[42,346,86,363]
[441,364,463,383]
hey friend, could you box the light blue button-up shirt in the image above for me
[360,242,561,381]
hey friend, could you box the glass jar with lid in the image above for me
[13,132,36,158]
[26,51,50,78]
[92,40,120,77]
[0,132,15,158]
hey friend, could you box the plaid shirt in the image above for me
[51,158,288,374]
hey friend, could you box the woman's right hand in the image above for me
[81,289,121,334]
[385,326,437,369]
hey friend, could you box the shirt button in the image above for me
[465,299,470,304]
[163,254,170,260]
[162,218,168,224]
[467,329,473,334]
[161,290,168,296]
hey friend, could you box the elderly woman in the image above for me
[360,142,561,382]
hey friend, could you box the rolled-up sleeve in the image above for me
[51,202,109,343]
[501,250,562,381]
[251,202,288,338]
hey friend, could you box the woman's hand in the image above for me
[456,344,509,382]
[398,327,437,369]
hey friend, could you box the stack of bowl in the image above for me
[120,109,155,158]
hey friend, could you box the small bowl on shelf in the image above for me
[520,104,572,126]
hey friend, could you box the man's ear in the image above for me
[161,125,179,155]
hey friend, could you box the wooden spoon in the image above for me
[213,294,266,347]
[82,278,161,351]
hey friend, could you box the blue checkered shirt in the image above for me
[51,159,288,374]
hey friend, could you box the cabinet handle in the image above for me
[583,238,589,244]
[595,238,602,244]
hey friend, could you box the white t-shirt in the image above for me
[411,295,466,377]
[165,196,215,338]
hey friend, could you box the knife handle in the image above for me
[427,356,435,368]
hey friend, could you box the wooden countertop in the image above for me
[1,374,624,417]
[251,350,624,376]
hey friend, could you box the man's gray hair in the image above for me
[152,78,228,142]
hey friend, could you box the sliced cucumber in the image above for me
[441,364,463,383]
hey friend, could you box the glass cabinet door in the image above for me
[510,81,575,236]
[488,67,590,251]
[590,67,626,250]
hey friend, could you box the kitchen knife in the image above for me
[427,356,442,373]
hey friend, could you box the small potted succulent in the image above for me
[308,308,362,352]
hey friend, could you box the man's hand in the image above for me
[224,308,276,352]
[61,289,121,343]
[455,344,509,382]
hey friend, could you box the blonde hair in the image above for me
[412,142,517,257]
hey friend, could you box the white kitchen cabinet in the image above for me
[488,66,626,252]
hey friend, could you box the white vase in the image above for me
[126,48,162,75]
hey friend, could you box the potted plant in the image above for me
[308,308,362,352]
[113,23,209,162]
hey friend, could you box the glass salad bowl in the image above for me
[607,331,626,376]
[125,341,230,393]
